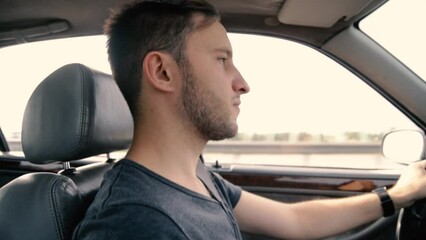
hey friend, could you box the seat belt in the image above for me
[196,156,223,202]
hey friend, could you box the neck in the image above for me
[126,119,207,184]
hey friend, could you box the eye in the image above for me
[218,57,227,64]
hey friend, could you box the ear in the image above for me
[142,51,179,92]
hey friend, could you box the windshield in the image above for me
[360,0,426,81]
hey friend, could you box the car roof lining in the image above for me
[0,0,386,48]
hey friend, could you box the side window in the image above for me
[203,33,417,170]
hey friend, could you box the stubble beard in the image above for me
[180,63,237,141]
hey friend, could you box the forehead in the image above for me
[187,18,232,52]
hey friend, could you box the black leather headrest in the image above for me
[22,63,133,164]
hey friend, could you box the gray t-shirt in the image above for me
[73,159,242,239]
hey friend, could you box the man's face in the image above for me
[179,19,250,141]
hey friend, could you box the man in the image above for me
[73,0,426,239]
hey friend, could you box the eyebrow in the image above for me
[213,48,233,58]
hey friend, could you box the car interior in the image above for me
[1,0,426,239]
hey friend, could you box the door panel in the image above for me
[213,164,400,240]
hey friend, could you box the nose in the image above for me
[233,69,250,95]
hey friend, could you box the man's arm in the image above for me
[233,160,426,240]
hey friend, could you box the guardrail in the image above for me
[204,142,381,154]
[8,141,21,151]
[7,140,380,154]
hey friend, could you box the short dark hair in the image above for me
[104,0,220,120]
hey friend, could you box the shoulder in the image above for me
[74,204,189,240]
[95,159,164,206]
[210,170,242,208]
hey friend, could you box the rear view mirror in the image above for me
[382,130,425,164]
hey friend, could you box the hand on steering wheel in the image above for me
[392,161,426,240]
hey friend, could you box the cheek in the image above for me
[189,59,233,95]
[198,55,226,74]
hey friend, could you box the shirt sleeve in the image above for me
[210,171,242,208]
[73,205,189,240]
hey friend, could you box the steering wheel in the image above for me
[397,198,426,240]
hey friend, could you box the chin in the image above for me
[207,123,238,141]
[227,123,239,138]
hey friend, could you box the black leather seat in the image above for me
[0,63,133,240]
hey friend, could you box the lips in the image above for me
[233,98,241,107]
[232,99,241,116]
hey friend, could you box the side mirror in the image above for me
[382,130,425,164]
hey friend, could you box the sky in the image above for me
[0,0,424,139]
